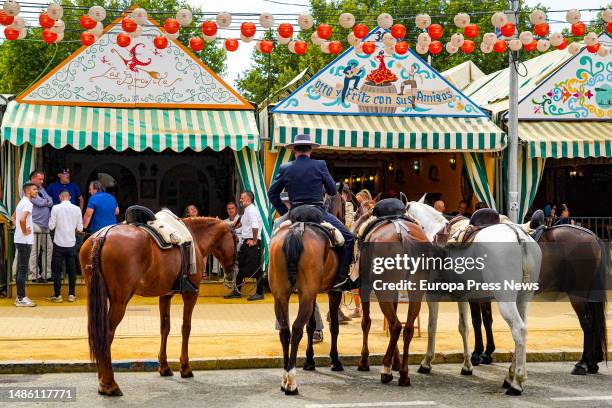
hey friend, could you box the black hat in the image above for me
[286,133,320,149]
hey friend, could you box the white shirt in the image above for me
[240,203,263,240]
[224,215,242,238]
[14,197,34,245]
[48,200,83,247]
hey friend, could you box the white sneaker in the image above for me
[15,297,36,307]
[48,295,63,303]
[68,295,76,302]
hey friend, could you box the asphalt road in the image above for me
[0,362,610,408]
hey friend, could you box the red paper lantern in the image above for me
[294,40,308,55]
[428,40,443,55]
[39,13,55,29]
[42,28,58,44]
[427,24,443,40]
[500,22,515,37]
[189,37,204,52]
[4,26,19,40]
[464,24,479,39]
[395,41,409,54]
[278,23,293,38]
[361,41,375,54]
[116,33,131,47]
[328,40,342,55]
[79,15,96,30]
[164,18,180,34]
[240,22,256,37]
[121,17,137,33]
[316,24,332,40]
[571,21,586,37]
[534,22,549,37]
[224,38,239,52]
[390,23,406,39]
[201,21,217,36]
[0,10,15,26]
[524,40,538,52]
[607,21,612,35]
[353,23,368,39]
[153,35,168,49]
[259,40,274,54]
[80,31,95,46]
[460,39,475,54]
[493,39,507,53]
[586,43,600,53]
[555,38,568,50]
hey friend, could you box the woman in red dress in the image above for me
[366,51,398,85]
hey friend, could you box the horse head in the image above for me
[405,201,447,242]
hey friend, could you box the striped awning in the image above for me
[1,101,260,152]
[519,121,612,158]
[273,113,506,152]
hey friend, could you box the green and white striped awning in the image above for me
[519,121,612,158]
[273,113,506,152]
[1,101,260,152]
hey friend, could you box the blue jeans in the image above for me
[322,211,354,275]
[15,243,31,299]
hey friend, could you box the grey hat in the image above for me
[280,192,290,202]
[286,133,320,149]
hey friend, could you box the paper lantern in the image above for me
[571,22,586,37]
[361,41,376,54]
[116,33,130,47]
[10,16,24,30]
[175,9,192,27]
[549,32,563,47]
[565,9,581,24]
[529,10,546,25]
[352,24,368,40]
[240,34,253,43]
[347,32,358,46]
[201,21,217,36]
[415,14,431,29]
[500,22,515,37]
[154,35,168,49]
[384,46,394,56]
[220,38,237,52]
[42,28,58,44]
[202,33,217,42]
[534,23,549,37]
[166,32,179,40]
[310,32,324,45]
[0,11,14,26]
[464,24,479,39]
[377,13,393,29]
[519,31,533,45]
[298,14,313,30]
[427,24,443,40]
[604,8,612,23]
[130,8,147,25]
[317,24,332,40]
[536,39,550,52]
[417,32,432,47]
[454,13,470,28]
[339,13,355,29]
[584,32,598,46]
[428,40,442,55]
[4,25,18,40]
[189,37,204,52]
[480,42,493,54]
[47,3,63,20]
[586,43,600,54]
[51,19,64,34]
[567,42,581,55]
[461,40,475,54]
[509,39,522,51]
[164,18,180,34]
[40,13,55,29]
[320,41,330,54]
[555,38,567,50]
[3,0,19,17]
[482,33,497,46]
[382,33,395,47]
[597,46,609,57]
[390,24,406,40]
[259,40,273,54]
[128,25,141,38]
[493,40,507,53]
[445,42,458,54]
[90,22,103,36]
[241,22,256,37]
[287,41,296,53]
[278,23,293,38]
[607,21,612,35]
[294,40,308,55]
[216,12,232,28]
[524,40,538,52]
[415,44,429,54]
[17,28,26,39]
[277,33,290,45]
[80,14,97,30]
[328,40,342,55]
[80,31,95,46]
[88,6,105,22]
[450,33,464,47]
[395,41,409,55]
[259,12,274,29]
[121,17,137,33]
[491,12,507,28]
[54,31,63,43]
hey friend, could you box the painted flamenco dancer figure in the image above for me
[367,51,398,85]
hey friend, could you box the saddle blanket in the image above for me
[274,219,345,247]
[148,209,197,275]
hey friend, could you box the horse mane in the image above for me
[409,201,447,225]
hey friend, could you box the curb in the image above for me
[1,351,603,374]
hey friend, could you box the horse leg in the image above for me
[498,301,527,396]
[158,294,174,377]
[285,295,315,395]
[328,290,344,371]
[179,292,198,378]
[303,300,317,371]
[469,301,484,366]
[587,301,606,374]
[392,301,401,371]
[458,302,473,375]
[358,300,372,371]
[274,294,291,392]
[399,300,423,386]
[570,300,590,375]
[418,299,438,374]
[98,301,128,396]
[379,301,402,384]
[481,301,496,364]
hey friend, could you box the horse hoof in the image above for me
[502,380,511,389]
[98,387,123,397]
[180,370,194,378]
[460,368,473,376]
[417,365,431,374]
[285,388,299,396]
[392,365,400,372]
[480,353,493,365]
[470,354,481,366]
[381,373,393,384]
[587,364,599,374]
[331,361,344,372]
[398,373,411,387]
[505,386,522,396]
[280,386,285,392]
[571,365,587,376]
[158,367,174,377]
[303,361,316,371]
[357,364,370,372]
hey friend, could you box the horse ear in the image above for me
[418,193,427,203]
[374,193,382,202]
[399,192,408,206]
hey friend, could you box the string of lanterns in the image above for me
[1,2,610,58]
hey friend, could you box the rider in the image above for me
[267,133,354,291]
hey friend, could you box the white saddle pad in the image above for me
[148,209,197,275]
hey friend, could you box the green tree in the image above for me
[0,0,227,94]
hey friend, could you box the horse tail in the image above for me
[87,236,109,364]
[282,224,304,286]
[592,238,609,362]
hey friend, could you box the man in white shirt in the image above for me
[48,190,83,302]
[14,183,38,307]
[224,191,265,300]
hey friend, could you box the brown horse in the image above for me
[81,217,237,396]
[268,206,343,395]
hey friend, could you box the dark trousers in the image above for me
[15,243,32,299]
[235,240,264,295]
[51,244,76,297]
[321,210,355,275]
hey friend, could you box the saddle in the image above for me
[357,199,417,242]
[450,208,501,244]
[274,205,344,247]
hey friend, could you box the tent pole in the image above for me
[507,0,520,223]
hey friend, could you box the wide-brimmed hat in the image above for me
[286,133,320,149]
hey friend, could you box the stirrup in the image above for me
[171,275,199,293]
[332,277,349,292]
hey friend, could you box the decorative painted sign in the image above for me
[272,28,485,117]
[518,33,611,120]
[17,15,252,109]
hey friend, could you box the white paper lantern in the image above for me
[384,46,395,55]
[415,43,429,54]
[54,31,64,43]
[50,19,64,33]
[259,12,274,29]
[536,39,550,52]
[491,12,507,28]
[298,13,314,30]
[529,10,546,25]
[310,31,324,45]
[166,31,179,40]
[320,41,330,54]
[338,13,355,29]
[584,32,598,46]
[450,33,464,47]
[597,46,609,57]
[129,8,146,25]
[47,3,63,21]
[88,6,106,22]
[567,42,581,55]
[288,40,296,53]
[18,27,27,39]
[480,42,493,53]
[277,32,290,45]
[382,33,396,47]
[445,42,458,54]
[240,34,254,43]
[11,16,25,30]
[603,8,612,23]
[128,25,142,38]
[453,13,470,28]
[377,13,393,29]
[216,12,232,28]
[417,32,431,47]
[347,31,358,46]
[549,32,563,47]
[509,39,522,51]
[483,32,497,46]
[415,14,431,30]
[565,9,581,24]
[91,21,103,36]
[3,0,20,17]
[353,41,363,53]
[203,33,217,42]
[519,31,533,45]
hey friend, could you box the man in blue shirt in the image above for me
[46,168,84,211]
[83,181,119,233]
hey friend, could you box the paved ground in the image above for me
[0,362,609,407]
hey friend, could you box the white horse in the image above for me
[406,200,542,395]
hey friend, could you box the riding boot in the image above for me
[332,248,351,292]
